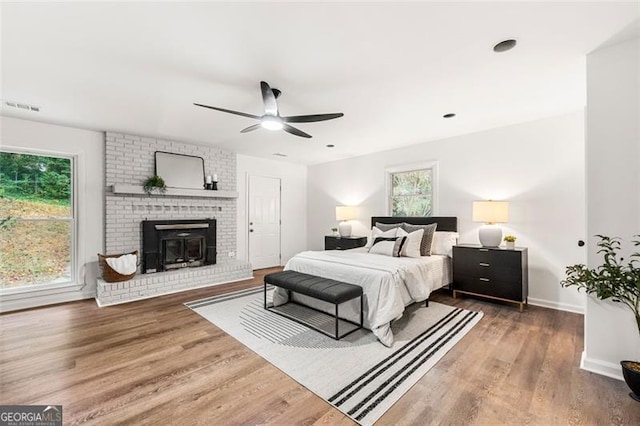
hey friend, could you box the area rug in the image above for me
[186,286,483,425]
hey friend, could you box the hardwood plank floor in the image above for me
[1,269,639,425]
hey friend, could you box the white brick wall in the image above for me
[102,131,251,304]
[105,132,236,191]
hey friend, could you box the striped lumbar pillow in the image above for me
[368,236,407,257]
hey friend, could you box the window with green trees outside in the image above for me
[0,151,74,289]
[389,168,434,217]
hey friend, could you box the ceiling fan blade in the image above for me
[193,103,260,119]
[240,123,262,133]
[282,123,312,138]
[282,112,344,123]
[260,81,278,115]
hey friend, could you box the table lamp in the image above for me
[472,200,509,247]
[335,206,356,237]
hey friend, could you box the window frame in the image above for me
[385,161,439,217]
[0,147,78,295]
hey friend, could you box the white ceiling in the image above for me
[1,2,638,165]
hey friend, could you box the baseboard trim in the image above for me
[95,274,254,307]
[580,351,624,381]
[0,289,95,313]
[527,297,584,314]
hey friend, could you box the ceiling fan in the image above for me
[194,81,343,138]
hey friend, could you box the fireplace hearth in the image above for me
[142,219,216,273]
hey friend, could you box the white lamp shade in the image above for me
[472,201,509,224]
[336,206,356,221]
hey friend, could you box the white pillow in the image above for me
[365,226,399,248]
[368,236,407,257]
[431,231,459,257]
[396,228,424,258]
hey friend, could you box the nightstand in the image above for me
[325,236,367,250]
[452,244,528,312]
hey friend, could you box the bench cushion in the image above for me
[265,270,362,304]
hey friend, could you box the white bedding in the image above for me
[274,248,452,346]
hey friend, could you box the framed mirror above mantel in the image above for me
[155,151,206,190]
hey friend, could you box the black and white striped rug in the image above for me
[186,287,483,425]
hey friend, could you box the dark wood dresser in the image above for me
[324,236,367,251]
[452,244,528,311]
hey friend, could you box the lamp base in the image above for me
[479,225,502,247]
[338,221,352,237]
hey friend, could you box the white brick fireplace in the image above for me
[97,132,252,306]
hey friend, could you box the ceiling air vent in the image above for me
[2,99,40,112]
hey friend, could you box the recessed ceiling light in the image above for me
[493,39,517,53]
[443,113,456,118]
[326,144,335,148]
[273,153,288,157]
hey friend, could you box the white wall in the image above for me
[0,116,104,311]
[308,111,587,312]
[583,36,640,380]
[237,154,307,266]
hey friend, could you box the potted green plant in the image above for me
[142,175,167,195]
[561,235,640,401]
[331,227,339,236]
[503,235,516,249]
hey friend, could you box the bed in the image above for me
[275,216,458,346]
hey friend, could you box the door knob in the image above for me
[249,222,253,225]
[578,240,585,247]
[250,229,254,232]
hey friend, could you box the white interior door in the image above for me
[248,175,281,269]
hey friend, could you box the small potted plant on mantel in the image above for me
[503,235,516,249]
[142,175,167,195]
[561,235,640,402]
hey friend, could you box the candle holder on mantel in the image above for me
[205,174,218,190]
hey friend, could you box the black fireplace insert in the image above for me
[142,219,216,273]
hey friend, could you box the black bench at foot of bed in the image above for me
[264,270,363,340]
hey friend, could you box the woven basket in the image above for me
[98,250,139,282]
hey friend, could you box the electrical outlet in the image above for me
[228,251,235,257]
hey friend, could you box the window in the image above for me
[387,162,438,217]
[0,151,75,290]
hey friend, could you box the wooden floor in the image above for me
[1,268,639,425]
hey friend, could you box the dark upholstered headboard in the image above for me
[371,216,457,232]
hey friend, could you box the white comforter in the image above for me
[274,249,450,346]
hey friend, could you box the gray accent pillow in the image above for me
[375,222,403,232]
[402,222,437,256]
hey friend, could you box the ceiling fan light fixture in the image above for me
[261,115,283,131]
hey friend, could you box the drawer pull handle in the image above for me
[479,262,490,267]
[479,249,489,252]
[479,278,490,282]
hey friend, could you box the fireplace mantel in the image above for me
[110,184,238,199]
